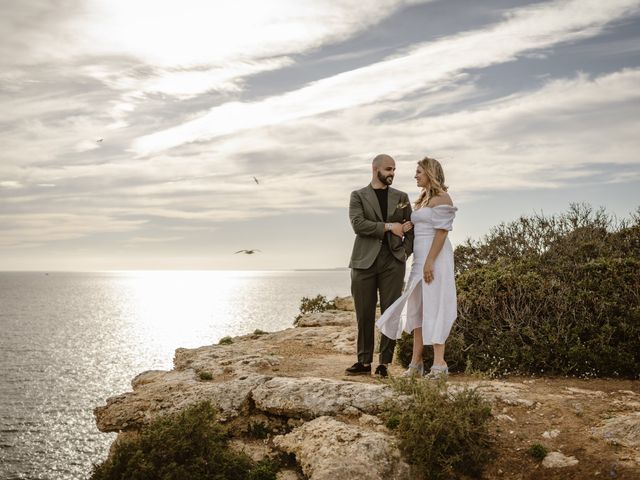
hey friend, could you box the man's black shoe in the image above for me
[345,362,371,376]
[374,364,388,378]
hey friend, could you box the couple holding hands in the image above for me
[346,154,457,379]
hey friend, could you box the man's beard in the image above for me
[377,171,393,185]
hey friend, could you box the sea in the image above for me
[0,270,351,480]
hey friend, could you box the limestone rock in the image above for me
[359,413,384,427]
[325,329,356,354]
[496,414,516,423]
[452,380,535,407]
[543,429,560,439]
[618,390,638,396]
[542,451,579,468]
[564,387,606,397]
[333,296,355,311]
[252,376,400,419]
[273,416,410,480]
[612,399,640,410]
[94,370,269,432]
[593,412,640,448]
[172,325,355,376]
[174,343,282,376]
[131,370,167,388]
[295,311,355,327]
[269,326,355,355]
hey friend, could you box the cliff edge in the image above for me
[94,297,640,479]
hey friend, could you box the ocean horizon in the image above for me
[0,270,351,479]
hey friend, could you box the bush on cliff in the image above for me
[396,204,640,378]
[91,402,279,480]
[383,378,494,479]
[294,294,336,324]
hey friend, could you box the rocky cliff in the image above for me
[94,298,640,479]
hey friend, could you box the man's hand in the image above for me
[423,259,435,283]
[390,223,405,237]
[402,221,413,233]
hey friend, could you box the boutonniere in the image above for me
[396,201,410,210]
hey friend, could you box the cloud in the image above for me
[135,60,295,98]
[0,213,147,247]
[0,0,433,179]
[127,235,184,244]
[1,1,431,105]
[78,0,428,67]
[2,1,425,67]
[167,66,639,205]
[134,0,640,154]
[0,180,24,189]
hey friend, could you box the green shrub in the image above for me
[218,336,234,345]
[91,402,279,480]
[253,329,267,335]
[383,378,494,479]
[385,412,401,430]
[528,443,548,461]
[198,371,213,381]
[247,421,270,439]
[246,459,280,480]
[397,204,640,378]
[294,294,336,323]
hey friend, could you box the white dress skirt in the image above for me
[376,205,457,345]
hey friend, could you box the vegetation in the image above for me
[91,402,280,480]
[528,443,548,461]
[396,204,640,378]
[246,421,270,439]
[198,371,213,381]
[383,378,495,479]
[218,336,234,345]
[294,294,336,323]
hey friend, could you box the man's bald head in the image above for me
[372,154,394,168]
[371,154,395,187]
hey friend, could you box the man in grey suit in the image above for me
[346,154,413,377]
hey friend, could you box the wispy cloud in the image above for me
[134,0,640,154]
[0,213,146,247]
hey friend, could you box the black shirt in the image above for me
[373,187,388,222]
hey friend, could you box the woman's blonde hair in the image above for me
[414,156,448,208]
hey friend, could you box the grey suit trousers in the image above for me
[351,244,405,365]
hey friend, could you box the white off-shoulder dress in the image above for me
[376,205,457,345]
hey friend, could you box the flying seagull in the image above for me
[96,138,103,143]
[235,249,261,254]
[252,176,259,184]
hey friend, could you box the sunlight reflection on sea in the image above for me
[0,270,349,479]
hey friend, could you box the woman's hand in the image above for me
[423,258,435,284]
[401,221,413,233]
[390,223,405,237]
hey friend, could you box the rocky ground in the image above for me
[94,298,640,479]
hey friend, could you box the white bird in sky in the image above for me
[252,176,259,184]
[234,249,261,254]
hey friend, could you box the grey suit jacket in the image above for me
[348,185,414,269]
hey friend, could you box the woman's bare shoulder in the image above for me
[429,192,453,207]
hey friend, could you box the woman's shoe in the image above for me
[401,362,424,377]
[424,365,448,379]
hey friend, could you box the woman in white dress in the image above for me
[376,156,457,378]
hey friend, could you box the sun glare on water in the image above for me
[117,271,254,357]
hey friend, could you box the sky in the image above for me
[1,0,639,271]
